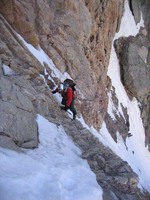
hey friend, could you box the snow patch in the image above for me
[0,115,103,200]
[2,64,15,76]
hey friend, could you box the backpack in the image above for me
[63,79,76,91]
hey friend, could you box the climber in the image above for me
[61,82,77,120]
[52,81,77,120]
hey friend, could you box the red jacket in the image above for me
[65,87,75,107]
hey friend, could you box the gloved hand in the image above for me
[52,90,56,94]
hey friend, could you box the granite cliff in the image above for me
[0,0,150,199]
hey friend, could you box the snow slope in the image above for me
[0,115,102,200]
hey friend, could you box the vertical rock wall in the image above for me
[0,0,124,129]
[114,0,150,149]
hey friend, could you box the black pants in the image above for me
[61,99,76,117]
[68,99,76,116]
[61,97,66,105]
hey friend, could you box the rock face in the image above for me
[126,1,150,149]
[0,0,150,199]
[114,29,150,149]
[0,0,125,129]
[0,77,38,148]
[0,60,38,149]
[128,0,150,39]
[104,0,150,150]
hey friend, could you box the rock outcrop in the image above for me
[128,0,150,40]
[0,0,125,130]
[114,29,150,149]
[0,0,150,199]
[0,60,38,149]
[103,0,150,150]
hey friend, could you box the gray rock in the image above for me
[35,95,50,116]
[114,34,150,149]
[128,0,141,24]
[103,190,119,200]
[0,58,2,75]
[0,135,21,152]
[0,76,38,150]
[141,0,150,40]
